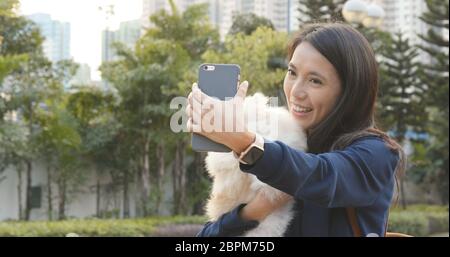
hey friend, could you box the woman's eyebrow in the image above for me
[309,71,327,81]
[289,63,327,81]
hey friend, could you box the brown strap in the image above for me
[384,209,390,237]
[345,207,362,237]
[346,207,393,237]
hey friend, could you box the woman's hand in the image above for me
[239,191,293,222]
[186,81,254,154]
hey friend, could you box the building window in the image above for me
[31,186,42,209]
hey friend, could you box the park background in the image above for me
[0,0,448,236]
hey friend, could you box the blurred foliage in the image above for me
[389,204,449,236]
[377,33,428,137]
[0,215,206,237]
[0,0,448,222]
[203,27,287,96]
[416,0,449,204]
[297,0,345,24]
[0,205,446,236]
[0,0,19,17]
[229,13,274,35]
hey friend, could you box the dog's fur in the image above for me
[204,93,307,236]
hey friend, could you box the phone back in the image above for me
[191,63,240,152]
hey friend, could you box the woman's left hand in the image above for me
[240,190,293,222]
[186,81,255,154]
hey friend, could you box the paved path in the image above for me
[151,224,204,237]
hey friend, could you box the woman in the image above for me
[186,22,405,237]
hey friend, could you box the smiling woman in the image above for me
[191,22,407,237]
[284,42,342,135]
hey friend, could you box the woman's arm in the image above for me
[196,204,259,237]
[197,190,292,236]
[240,136,399,208]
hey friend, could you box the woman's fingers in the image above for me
[187,91,193,106]
[185,101,204,133]
[193,83,211,104]
[191,104,203,125]
[236,81,249,99]
[185,103,192,118]
[187,118,196,133]
[187,117,202,133]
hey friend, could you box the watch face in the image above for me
[242,147,264,165]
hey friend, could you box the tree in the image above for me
[0,120,27,219]
[10,58,79,220]
[0,0,29,99]
[203,27,287,96]
[101,0,220,216]
[101,37,189,216]
[378,33,428,136]
[0,7,45,219]
[0,9,43,56]
[35,93,82,220]
[417,0,449,204]
[0,0,19,16]
[297,0,345,24]
[377,33,428,207]
[65,86,120,218]
[229,13,274,35]
[0,51,26,82]
[145,1,220,215]
[0,0,27,190]
[146,1,219,61]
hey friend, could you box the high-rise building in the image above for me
[251,0,298,32]
[141,0,298,39]
[218,0,239,37]
[102,19,141,63]
[101,19,141,90]
[26,13,71,62]
[381,0,429,45]
[142,0,217,29]
[70,63,92,86]
[380,0,436,62]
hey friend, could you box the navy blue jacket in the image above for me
[197,136,399,237]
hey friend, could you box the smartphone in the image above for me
[191,63,240,152]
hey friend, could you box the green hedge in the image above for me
[388,205,449,236]
[0,205,447,237]
[0,216,207,237]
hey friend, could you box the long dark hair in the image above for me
[286,23,406,192]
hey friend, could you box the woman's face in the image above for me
[283,42,342,131]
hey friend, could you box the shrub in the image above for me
[388,205,449,236]
[0,215,207,237]
[388,212,429,236]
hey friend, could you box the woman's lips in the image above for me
[291,103,313,118]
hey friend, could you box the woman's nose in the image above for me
[291,81,308,100]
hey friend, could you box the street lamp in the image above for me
[342,0,385,29]
[362,3,385,28]
[342,0,367,24]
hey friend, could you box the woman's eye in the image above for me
[287,69,296,76]
[309,78,322,85]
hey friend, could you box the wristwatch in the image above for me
[234,133,265,165]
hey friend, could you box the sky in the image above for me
[19,0,142,80]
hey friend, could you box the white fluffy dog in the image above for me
[204,93,307,236]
